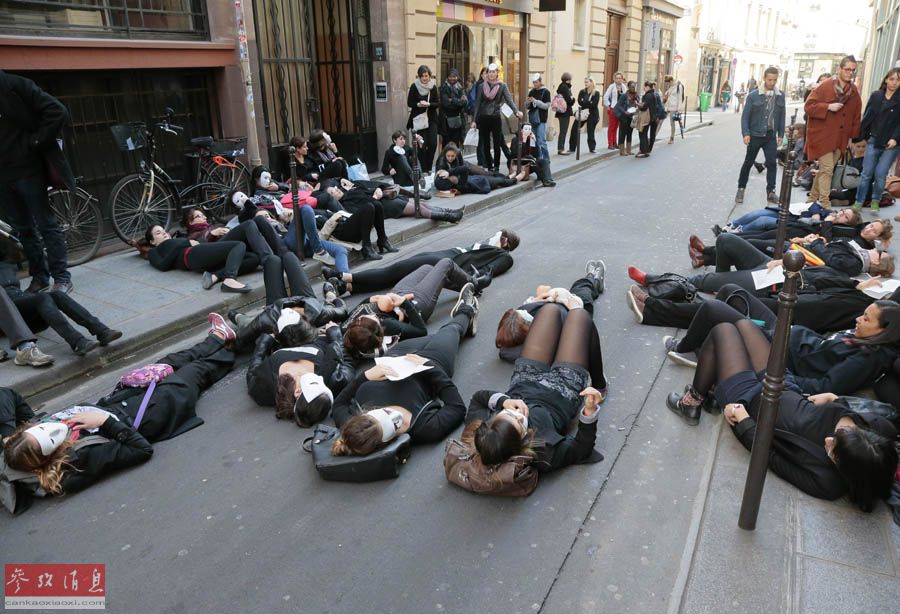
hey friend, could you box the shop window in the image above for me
[573,0,587,48]
[0,0,208,39]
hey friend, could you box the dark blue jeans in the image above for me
[0,175,70,283]
[737,131,778,193]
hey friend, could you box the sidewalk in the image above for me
[0,118,713,399]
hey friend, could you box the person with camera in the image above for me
[735,66,786,205]
[663,75,684,144]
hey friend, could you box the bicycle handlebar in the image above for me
[154,122,184,135]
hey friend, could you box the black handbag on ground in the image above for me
[645,273,697,302]
[304,424,412,482]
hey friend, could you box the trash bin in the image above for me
[699,91,712,112]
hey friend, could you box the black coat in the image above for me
[466,390,599,473]
[447,244,514,277]
[555,82,575,117]
[407,83,439,130]
[859,90,900,149]
[0,70,74,188]
[439,81,468,133]
[577,89,601,121]
[803,239,866,276]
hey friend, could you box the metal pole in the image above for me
[288,145,304,261]
[773,109,799,259]
[234,0,262,166]
[575,107,581,161]
[738,250,805,530]
[409,129,421,217]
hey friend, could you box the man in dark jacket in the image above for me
[736,66,785,205]
[0,70,74,294]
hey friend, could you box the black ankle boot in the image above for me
[469,267,492,295]
[377,238,398,254]
[430,206,464,223]
[361,241,383,260]
[666,385,703,425]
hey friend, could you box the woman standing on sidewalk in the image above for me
[614,81,639,156]
[407,65,440,174]
[853,68,900,212]
[439,68,468,149]
[472,63,522,172]
[577,77,601,153]
[663,75,684,144]
[555,73,576,155]
[635,81,660,158]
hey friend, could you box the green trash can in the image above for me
[699,91,712,112]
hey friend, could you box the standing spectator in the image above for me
[614,80,639,156]
[748,77,758,93]
[0,70,74,295]
[407,65,439,174]
[468,68,485,164]
[734,82,747,114]
[635,81,660,158]
[578,77,601,153]
[472,63,522,172]
[603,72,626,150]
[735,66,786,204]
[555,72,576,155]
[804,56,863,208]
[720,81,732,111]
[663,75,684,144]
[650,81,665,152]
[439,68,467,149]
[526,73,552,160]
[853,68,900,213]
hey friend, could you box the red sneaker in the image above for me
[627,265,647,286]
[208,312,236,343]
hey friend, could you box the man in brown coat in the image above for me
[803,56,862,208]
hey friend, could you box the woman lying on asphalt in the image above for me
[0,314,237,514]
[141,225,255,294]
[433,144,516,195]
[244,306,354,427]
[664,321,897,511]
[338,259,480,359]
[495,259,606,362]
[464,304,606,474]
[664,295,900,397]
[329,293,479,457]
[320,228,516,296]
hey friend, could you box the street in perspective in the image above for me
[2,1,900,613]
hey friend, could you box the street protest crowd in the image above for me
[1,58,899,525]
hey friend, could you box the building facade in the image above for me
[861,0,900,96]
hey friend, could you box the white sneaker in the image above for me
[313,250,336,266]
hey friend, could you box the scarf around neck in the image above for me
[414,78,435,97]
[482,80,501,100]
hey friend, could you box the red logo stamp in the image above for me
[5,564,105,610]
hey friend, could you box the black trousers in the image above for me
[648,120,658,152]
[476,115,505,170]
[676,292,776,353]
[11,290,107,347]
[585,115,599,151]
[738,131,778,192]
[185,241,259,280]
[713,233,772,272]
[333,200,375,244]
[223,218,276,259]
[314,193,344,214]
[319,159,348,181]
[638,126,652,154]
[392,259,470,322]
[263,252,313,305]
[617,117,633,146]
[0,289,36,349]
[104,335,235,443]
[415,124,438,173]
[351,249,460,293]
[389,313,468,377]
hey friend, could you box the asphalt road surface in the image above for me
[4,113,761,613]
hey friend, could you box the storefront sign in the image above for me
[460,0,533,13]
[374,82,388,102]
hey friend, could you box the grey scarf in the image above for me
[414,78,435,97]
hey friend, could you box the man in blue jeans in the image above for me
[736,66,785,205]
[0,70,74,295]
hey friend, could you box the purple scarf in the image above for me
[482,80,501,100]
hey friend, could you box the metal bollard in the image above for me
[738,250,805,530]
[773,110,799,259]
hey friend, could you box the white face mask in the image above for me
[515,309,534,323]
[232,191,249,209]
[522,125,533,137]
[259,171,272,189]
[277,308,302,332]
[393,145,406,155]
[498,408,528,433]
[299,372,333,404]
[367,408,404,442]
[25,422,70,456]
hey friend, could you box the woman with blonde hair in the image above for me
[577,76,602,153]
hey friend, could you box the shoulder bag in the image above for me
[304,423,412,482]
[645,273,697,302]
[443,439,538,497]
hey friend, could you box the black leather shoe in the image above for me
[701,395,720,415]
[72,337,99,356]
[361,244,383,260]
[96,329,123,346]
[25,278,49,294]
[377,238,399,254]
[469,267,493,295]
[320,266,336,282]
[666,390,701,425]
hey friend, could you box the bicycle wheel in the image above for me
[203,159,252,204]
[48,187,103,265]
[179,182,231,222]
[109,174,175,243]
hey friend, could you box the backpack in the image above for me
[551,93,568,114]
[467,85,478,114]
[304,423,412,482]
[443,439,538,497]
[118,364,173,388]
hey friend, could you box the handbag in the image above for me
[447,115,463,130]
[885,175,900,199]
[412,112,429,131]
[347,159,370,182]
[645,273,697,301]
[830,150,860,191]
[444,439,538,496]
[577,108,589,122]
[304,424,412,482]
[463,128,479,147]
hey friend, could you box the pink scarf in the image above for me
[482,80,501,100]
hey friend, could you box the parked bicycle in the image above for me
[107,108,248,243]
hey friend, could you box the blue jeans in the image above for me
[0,175,70,283]
[737,131,778,192]
[856,141,900,204]
[283,205,322,254]
[534,122,550,160]
[730,208,779,231]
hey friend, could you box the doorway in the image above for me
[440,24,471,82]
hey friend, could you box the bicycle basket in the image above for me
[110,123,147,152]
[211,137,247,157]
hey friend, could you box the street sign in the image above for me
[674,54,683,65]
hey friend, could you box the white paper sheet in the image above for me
[374,356,433,381]
[500,103,514,118]
[751,265,785,290]
[861,278,900,299]
[788,201,811,215]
